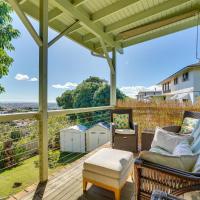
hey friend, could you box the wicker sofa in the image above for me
[134,111,200,200]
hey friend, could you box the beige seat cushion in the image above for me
[83,148,133,179]
[139,151,198,172]
[115,129,135,134]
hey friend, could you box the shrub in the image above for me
[34,150,60,169]
[0,142,4,169]
[48,150,60,168]
[10,131,21,141]
[13,138,28,163]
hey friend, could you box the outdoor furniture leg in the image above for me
[114,189,121,200]
[83,178,88,192]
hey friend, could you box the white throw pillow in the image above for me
[139,151,198,172]
[150,147,171,155]
[173,140,193,156]
[151,127,193,153]
[192,154,200,173]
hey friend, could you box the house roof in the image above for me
[9,0,200,54]
[88,122,110,130]
[137,91,162,95]
[63,124,88,132]
[158,61,200,84]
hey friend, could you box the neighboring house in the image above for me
[158,62,200,103]
[137,90,162,101]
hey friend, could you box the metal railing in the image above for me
[0,106,113,198]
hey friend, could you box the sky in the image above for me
[0,13,199,102]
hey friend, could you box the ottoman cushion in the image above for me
[83,148,133,179]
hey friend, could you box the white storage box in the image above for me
[60,125,87,153]
[86,122,111,152]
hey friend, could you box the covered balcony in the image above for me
[1,0,200,199]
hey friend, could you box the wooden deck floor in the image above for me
[11,145,135,200]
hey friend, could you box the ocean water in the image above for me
[0,102,59,110]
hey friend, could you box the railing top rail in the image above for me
[0,112,39,122]
[0,106,115,122]
[48,106,115,116]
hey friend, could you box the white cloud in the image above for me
[29,77,38,82]
[120,85,162,98]
[52,82,78,89]
[15,74,29,81]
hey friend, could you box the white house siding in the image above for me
[170,71,194,92]
[193,70,200,101]
[163,70,200,103]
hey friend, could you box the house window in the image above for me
[162,82,170,92]
[174,77,178,85]
[182,72,189,82]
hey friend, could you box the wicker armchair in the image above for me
[111,109,138,153]
[134,158,200,200]
[141,111,200,151]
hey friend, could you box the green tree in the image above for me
[56,90,73,109]
[93,84,126,106]
[56,76,126,126]
[56,76,126,109]
[0,0,20,93]
[73,81,100,108]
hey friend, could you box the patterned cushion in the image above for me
[113,114,129,129]
[180,117,200,134]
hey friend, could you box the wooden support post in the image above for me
[39,0,48,182]
[110,49,116,106]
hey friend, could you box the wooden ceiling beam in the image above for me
[68,0,139,37]
[118,10,198,40]
[105,0,191,33]
[122,17,198,48]
[83,0,191,43]
[72,0,88,7]
[11,0,97,52]
[91,0,139,22]
[54,0,123,53]
[48,8,63,22]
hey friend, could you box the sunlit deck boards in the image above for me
[10,145,134,200]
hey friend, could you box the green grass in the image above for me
[0,151,86,198]
[0,156,39,198]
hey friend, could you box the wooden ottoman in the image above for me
[82,148,134,200]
